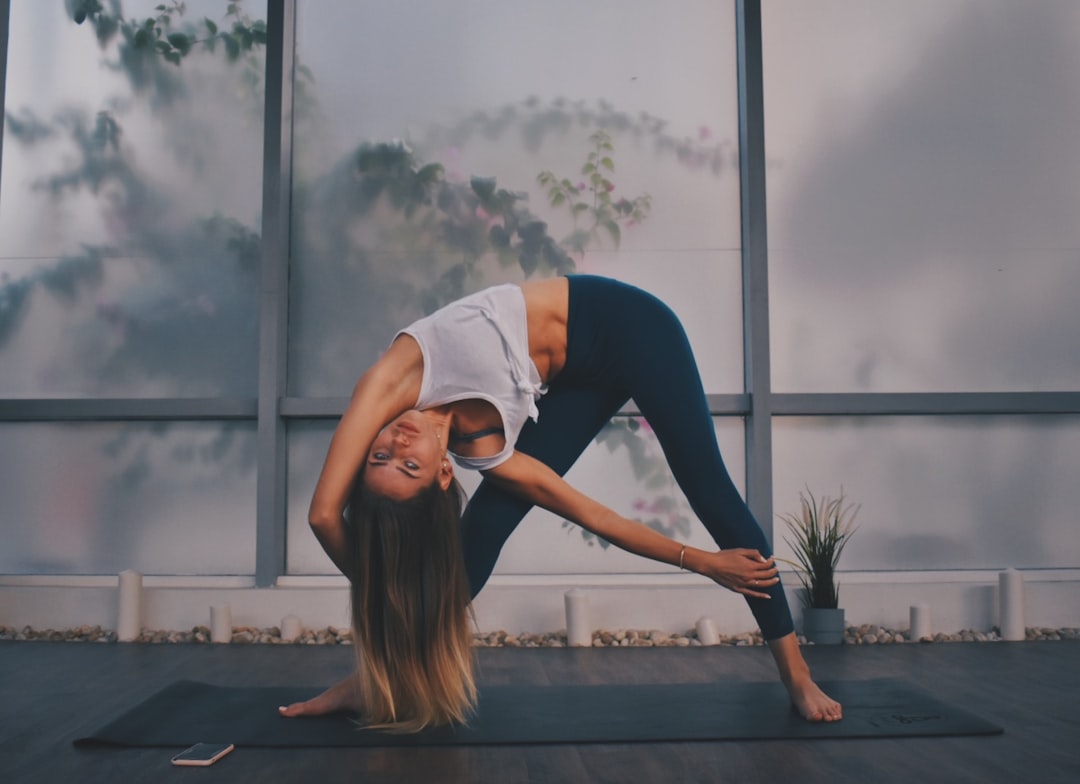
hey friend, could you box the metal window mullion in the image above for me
[0,398,257,421]
[278,392,1080,420]
[0,0,11,214]
[736,0,775,542]
[277,394,755,420]
[255,0,296,587]
[771,392,1080,417]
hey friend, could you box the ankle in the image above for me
[779,661,812,686]
[766,632,812,684]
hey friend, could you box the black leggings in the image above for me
[460,275,794,641]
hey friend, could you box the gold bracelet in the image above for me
[678,545,687,570]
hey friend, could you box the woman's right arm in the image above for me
[308,336,423,575]
[485,451,779,598]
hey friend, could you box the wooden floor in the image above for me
[1,639,1077,784]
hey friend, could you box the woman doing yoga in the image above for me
[280,275,842,730]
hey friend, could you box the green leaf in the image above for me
[518,247,539,276]
[416,163,444,183]
[222,33,241,60]
[541,239,574,275]
[602,220,621,248]
[517,221,547,243]
[470,176,496,201]
[204,18,218,35]
[645,474,668,490]
[167,32,192,54]
[601,157,614,171]
[564,229,590,252]
[133,28,151,47]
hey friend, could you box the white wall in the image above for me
[3,571,1076,637]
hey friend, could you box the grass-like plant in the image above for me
[778,488,860,609]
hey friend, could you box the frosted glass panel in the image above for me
[498,417,746,575]
[763,1,1080,392]
[0,422,257,575]
[773,416,1080,570]
[286,421,335,574]
[287,417,746,576]
[289,0,742,397]
[0,1,265,397]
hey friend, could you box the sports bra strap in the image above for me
[451,426,505,443]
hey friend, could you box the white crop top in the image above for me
[396,284,547,471]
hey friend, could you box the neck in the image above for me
[420,406,454,449]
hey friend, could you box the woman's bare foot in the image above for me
[784,673,843,722]
[278,673,362,718]
[767,632,843,722]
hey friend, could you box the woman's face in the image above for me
[363,410,452,500]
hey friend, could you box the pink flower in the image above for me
[699,126,712,141]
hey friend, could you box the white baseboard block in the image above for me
[1,570,1077,636]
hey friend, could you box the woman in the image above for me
[280,275,842,729]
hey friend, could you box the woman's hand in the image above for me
[691,548,779,599]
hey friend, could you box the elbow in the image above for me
[308,507,339,532]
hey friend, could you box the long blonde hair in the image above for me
[346,475,476,732]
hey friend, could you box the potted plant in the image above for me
[778,488,860,645]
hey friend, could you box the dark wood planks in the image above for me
[2,640,1078,784]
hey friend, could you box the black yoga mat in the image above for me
[75,678,1001,748]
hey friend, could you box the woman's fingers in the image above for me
[705,549,782,598]
[739,574,779,599]
[736,551,780,597]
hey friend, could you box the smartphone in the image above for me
[170,742,235,767]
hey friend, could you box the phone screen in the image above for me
[170,742,235,766]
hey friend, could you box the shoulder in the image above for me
[357,332,424,406]
[519,277,569,312]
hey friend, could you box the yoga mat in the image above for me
[75,678,1001,748]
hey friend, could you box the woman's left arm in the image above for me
[484,451,779,599]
